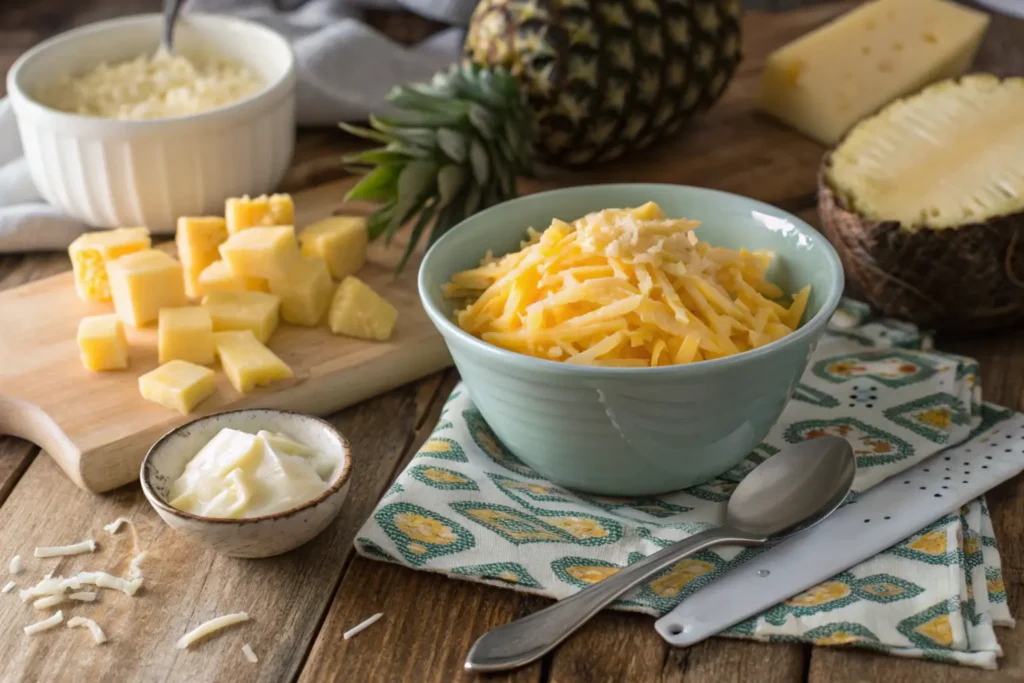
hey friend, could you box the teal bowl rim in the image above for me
[418,183,844,377]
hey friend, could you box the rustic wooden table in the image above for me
[2,1,1023,681]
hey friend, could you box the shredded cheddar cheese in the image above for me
[444,203,810,366]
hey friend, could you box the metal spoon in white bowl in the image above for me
[464,436,856,673]
[161,0,187,54]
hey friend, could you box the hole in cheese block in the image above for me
[225,194,294,235]
[68,227,151,303]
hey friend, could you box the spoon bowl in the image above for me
[464,436,857,673]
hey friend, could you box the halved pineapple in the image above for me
[819,75,1024,331]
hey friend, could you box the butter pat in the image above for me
[269,256,334,327]
[107,249,187,328]
[202,290,281,343]
[214,330,293,393]
[139,360,216,414]
[77,314,128,371]
[68,227,151,302]
[298,216,368,280]
[226,194,294,234]
[196,260,268,297]
[176,217,227,296]
[328,276,398,341]
[758,0,990,145]
[219,226,301,280]
[168,428,334,518]
[158,307,215,365]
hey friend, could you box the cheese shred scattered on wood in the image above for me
[242,643,259,663]
[34,540,97,558]
[68,616,107,644]
[70,591,98,602]
[2,581,15,594]
[127,551,148,580]
[103,518,130,535]
[24,610,63,635]
[9,555,22,574]
[176,612,250,649]
[33,594,64,609]
[444,203,811,366]
[343,612,383,640]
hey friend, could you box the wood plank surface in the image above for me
[2,1,1024,683]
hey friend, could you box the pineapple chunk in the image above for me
[139,360,216,414]
[158,307,215,365]
[214,330,293,393]
[196,260,269,297]
[77,314,128,371]
[219,226,302,280]
[68,227,151,302]
[298,216,368,279]
[107,249,187,328]
[225,194,294,234]
[328,276,398,341]
[268,256,334,327]
[201,290,281,343]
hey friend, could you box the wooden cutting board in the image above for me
[0,180,452,493]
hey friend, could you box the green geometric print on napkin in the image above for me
[355,299,1014,669]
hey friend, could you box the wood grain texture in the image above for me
[0,180,451,493]
[0,374,443,682]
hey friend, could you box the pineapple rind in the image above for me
[827,75,1024,231]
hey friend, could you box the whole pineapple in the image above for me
[343,0,743,268]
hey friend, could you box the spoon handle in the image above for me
[161,0,187,54]
[464,526,764,673]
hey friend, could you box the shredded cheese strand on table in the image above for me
[343,612,383,640]
[444,203,811,366]
[103,518,130,535]
[33,594,64,609]
[1,581,14,594]
[242,643,259,663]
[70,591,98,602]
[24,610,63,635]
[176,612,250,649]
[128,551,148,580]
[19,571,140,602]
[68,617,107,644]
[9,555,22,574]
[34,540,97,558]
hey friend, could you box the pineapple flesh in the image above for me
[827,75,1024,230]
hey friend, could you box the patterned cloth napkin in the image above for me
[355,300,1015,668]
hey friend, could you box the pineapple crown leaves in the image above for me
[341,62,535,272]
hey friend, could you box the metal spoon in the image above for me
[464,436,856,673]
[161,0,187,54]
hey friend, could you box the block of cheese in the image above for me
[68,227,151,302]
[758,0,990,145]
[196,260,269,297]
[77,314,128,371]
[107,250,187,328]
[328,276,398,341]
[268,256,334,327]
[298,216,368,280]
[139,360,216,414]
[201,290,281,343]
[176,216,228,296]
[158,307,215,365]
[225,194,294,234]
[214,330,293,393]
[219,226,302,280]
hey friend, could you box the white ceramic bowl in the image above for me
[140,409,352,558]
[6,13,296,233]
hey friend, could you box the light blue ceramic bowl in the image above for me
[418,184,844,496]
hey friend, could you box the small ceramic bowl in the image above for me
[419,183,844,496]
[6,13,296,233]
[140,409,352,558]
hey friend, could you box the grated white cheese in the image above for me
[176,612,250,649]
[70,591,97,602]
[343,612,383,640]
[241,643,258,664]
[9,555,22,574]
[2,581,15,594]
[127,551,148,580]
[35,540,96,558]
[76,571,142,596]
[33,594,64,609]
[19,575,72,601]
[67,617,107,645]
[103,518,130,535]
[24,610,63,635]
[20,570,139,602]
